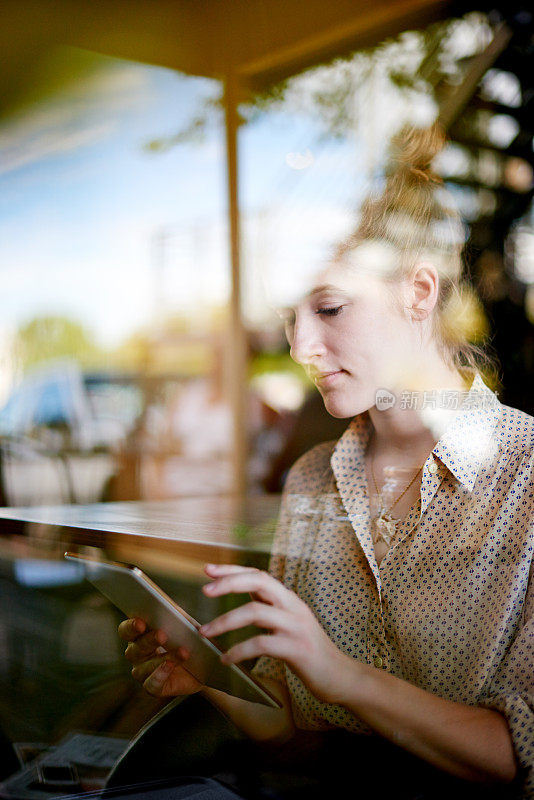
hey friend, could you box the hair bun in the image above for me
[388,122,445,184]
[335,119,457,264]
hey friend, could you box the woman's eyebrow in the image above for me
[307,284,349,297]
[276,285,351,314]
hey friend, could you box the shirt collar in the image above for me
[331,412,371,477]
[331,374,501,493]
[432,373,501,491]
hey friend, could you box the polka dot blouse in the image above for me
[253,375,534,797]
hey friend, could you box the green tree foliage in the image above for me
[15,315,103,371]
[141,13,492,152]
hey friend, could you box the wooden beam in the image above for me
[235,0,450,84]
[0,0,453,115]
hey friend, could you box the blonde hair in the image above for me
[334,122,493,377]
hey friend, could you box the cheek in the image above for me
[352,318,409,382]
[339,319,383,366]
[335,314,373,354]
[334,302,410,373]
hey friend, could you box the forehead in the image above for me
[310,264,382,297]
[269,240,400,309]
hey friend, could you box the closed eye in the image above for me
[316,306,343,317]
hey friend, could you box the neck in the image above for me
[368,361,469,458]
[368,406,436,457]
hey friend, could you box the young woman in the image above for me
[120,125,533,798]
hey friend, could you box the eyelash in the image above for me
[316,306,343,317]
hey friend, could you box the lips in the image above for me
[312,369,346,387]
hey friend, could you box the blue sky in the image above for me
[0,56,226,344]
[0,48,370,350]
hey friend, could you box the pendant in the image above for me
[374,512,399,546]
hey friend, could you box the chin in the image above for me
[321,392,369,419]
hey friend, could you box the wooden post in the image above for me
[224,71,248,498]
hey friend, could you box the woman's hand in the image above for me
[199,563,349,705]
[118,618,203,698]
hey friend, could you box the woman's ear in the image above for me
[408,262,439,321]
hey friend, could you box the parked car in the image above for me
[0,361,147,506]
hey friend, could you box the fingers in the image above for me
[200,601,286,639]
[131,654,167,683]
[220,634,288,666]
[143,661,177,696]
[119,618,201,699]
[132,647,191,682]
[118,617,147,642]
[203,566,288,608]
[204,564,258,577]
[124,628,168,664]
[139,652,203,698]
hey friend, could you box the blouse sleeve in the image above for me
[479,556,534,797]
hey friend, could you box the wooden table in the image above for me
[0,495,282,575]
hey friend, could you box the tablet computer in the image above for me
[64,552,281,708]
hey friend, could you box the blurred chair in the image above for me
[104,694,244,792]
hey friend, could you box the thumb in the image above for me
[143,660,175,696]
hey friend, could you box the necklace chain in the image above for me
[370,458,423,546]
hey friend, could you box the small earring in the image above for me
[409,306,427,321]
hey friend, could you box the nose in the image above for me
[289,314,326,366]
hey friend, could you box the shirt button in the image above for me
[373,656,383,668]
[428,462,438,474]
